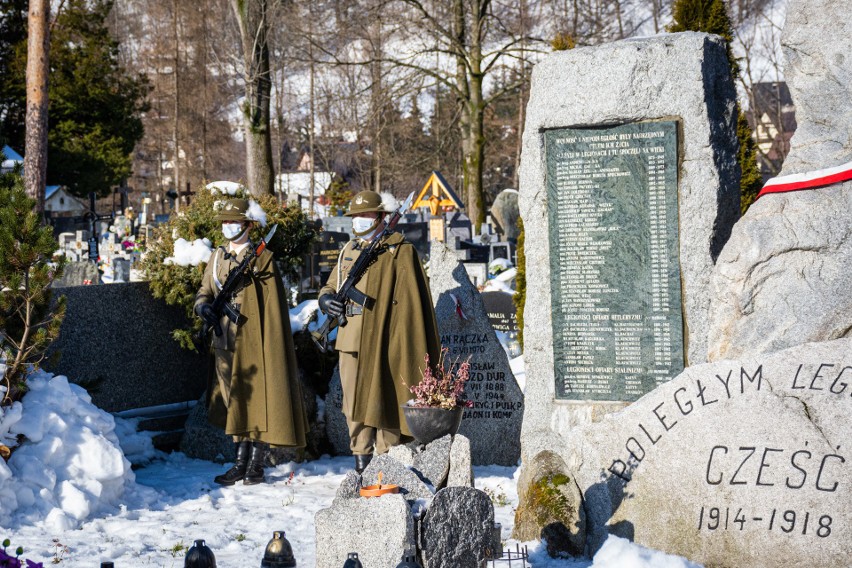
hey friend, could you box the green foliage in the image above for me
[0,1,27,144]
[551,32,576,51]
[0,165,65,404]
[1,0,149,198]
[668,0,761,213]
[142,187,319,350]
[668,0,736,76]
[325,176,353,216]
[513,217,526,350]
[738,111,763,212]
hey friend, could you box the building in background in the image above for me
[746,82,797,181]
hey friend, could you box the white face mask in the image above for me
[352,216,378,236]
[222,223,246,240]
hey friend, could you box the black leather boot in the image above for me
[243,442,268,485]
[214,441,250,486]
[354,453,373,474]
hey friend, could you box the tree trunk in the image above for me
[454,0,487,233]
[24,0,50,213]
[370,17,384,194]
[462,98,486,232]
[231,0,275,196]
[172,0,181,212]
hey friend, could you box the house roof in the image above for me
[2,145,24,170]
[45,185,62,200]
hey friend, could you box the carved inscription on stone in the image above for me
[544,121,684,401]
[601,361,849,555]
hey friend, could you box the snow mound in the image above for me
[290,299,319,333]
[590,535,703,568]
[164,238,213,266]
[206,181,243,196]
[0,372,134,531]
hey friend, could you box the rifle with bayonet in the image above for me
[196,224,278,344]
[311,192,415,353]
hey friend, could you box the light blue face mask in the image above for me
[222,223,246,240]
[352,216,379,236]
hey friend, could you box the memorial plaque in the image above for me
[317,231,350,271]
[545,120,684,402]
[481,291,519,334]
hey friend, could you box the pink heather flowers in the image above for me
[410,347,474,410]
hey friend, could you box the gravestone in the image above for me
[419,487,496,568]
[461,262,487,288]
[324,367,351,455]
[524,339,851,567]
[518,32,739,436]
[315,494,415,568]
[397,222,430,260]
[445,211,472,242]
[489,242,513,264]
[429,241,523,466]
[52,261,100,288]
[113,258,131,283]
[45,282,206,412]
[58,232,76,259]
[490,189,520,242]
[323,216,354,239]
[316,231,350,274]
[708,0,852,361]
[480,291,519,335]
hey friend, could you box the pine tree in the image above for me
[1,0,149,198]
[668,0,762,212]
[0,163,65,403]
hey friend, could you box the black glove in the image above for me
[318,294,344,318]
[196,303,218,327]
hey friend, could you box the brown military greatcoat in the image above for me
[321,232,441,435]
[196,246,308,447]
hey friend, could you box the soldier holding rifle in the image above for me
[318,190,441,474]
[195,198,308,486]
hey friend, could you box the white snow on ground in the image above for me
[164,238,213,267]
[0,368,703,567]
[290,299,320,333]
[0,372,135,532]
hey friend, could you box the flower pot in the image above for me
[402,405,464,445]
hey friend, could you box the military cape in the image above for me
[202,248,308,447]
[333,232,441,436]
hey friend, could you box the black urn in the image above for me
[185,539,217,568]
[395,553,422,568]
[261,531,297,567]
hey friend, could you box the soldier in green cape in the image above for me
[195,198,308,485]
[319,190,441,474]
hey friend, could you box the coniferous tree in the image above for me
[0,162,65,403]
[668,0,762,212]
[1,0,149,198]
[513,217,526,349]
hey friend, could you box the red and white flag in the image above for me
[757,159,852,199]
